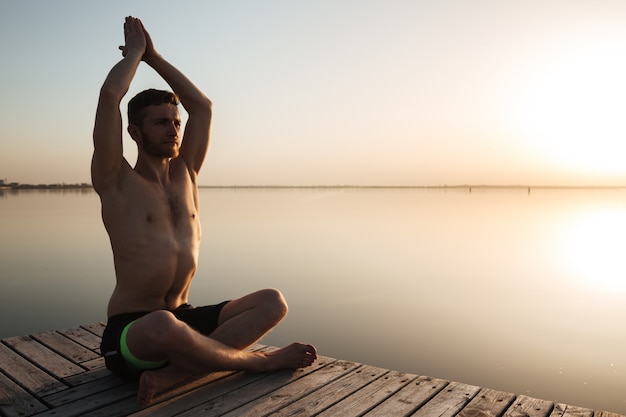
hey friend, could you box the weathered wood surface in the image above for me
[0,323,622,417]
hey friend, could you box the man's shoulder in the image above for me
[169,158,198,184]
[94,164,144,200]
[92,158,135,193]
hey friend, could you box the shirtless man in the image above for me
[93,16,316,405]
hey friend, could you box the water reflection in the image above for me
[0,187,625,413]
[557,205,626,292]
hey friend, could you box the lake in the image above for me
[1,186,625,413]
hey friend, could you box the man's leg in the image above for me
[125,301,316,404]
[210,288,288,349]
[126,309,313,374]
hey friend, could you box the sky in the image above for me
[2,0,626,186]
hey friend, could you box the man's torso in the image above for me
[98,160,201,317]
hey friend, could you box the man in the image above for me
[93,16,316,406]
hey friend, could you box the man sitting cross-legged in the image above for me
[93,16,317,405]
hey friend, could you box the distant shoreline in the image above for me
[0,182,93,190]
[200,184,626,190]
[0,183,93,190]
[2,183,626,191]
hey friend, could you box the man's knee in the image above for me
[141,310,191,349]
[261,288,288,322]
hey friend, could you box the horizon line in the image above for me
[199,184,626,188]
[3,182,626,190]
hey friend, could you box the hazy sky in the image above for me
[2,0,626,186]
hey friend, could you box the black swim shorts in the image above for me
[100,301,230,380]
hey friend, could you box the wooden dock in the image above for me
[0,323,622,417]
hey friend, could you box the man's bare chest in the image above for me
[101,175,200,245]
[128,184,198,232]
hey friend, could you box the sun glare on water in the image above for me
[516,38,626,177]
[558,205,626,293]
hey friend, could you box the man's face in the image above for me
[138,104,182,158]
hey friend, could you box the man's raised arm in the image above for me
[91,17,146,193]
[140,21,213,177]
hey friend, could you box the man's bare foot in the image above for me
[248,342,317,373]
[135,343,317,404]
[137,366,192,406]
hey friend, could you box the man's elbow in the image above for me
[199,95,212,114]
[99,84,126,104]
[187,93,212,114]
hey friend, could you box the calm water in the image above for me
[1,187,625,413]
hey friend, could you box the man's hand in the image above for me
[118,16,146,58]
[139,20,161,64]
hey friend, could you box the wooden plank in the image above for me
[316,371,417,417]
[64,366,113,386]
[150,359,336,417]
[457,388,516,417]
[96,371,239,417]
[504,395,554,417]
[31,330,100,363]
[0,371,48,417]
[134,357,334,417]
[550,403,594,417]
[0,342,66,396]
[30,383,138,417]
[42,374,129,407]
[596,412,626,417]
[79,356,106,371]
[81,322,105,338]
[142,371,271,417]
[363,375,449,416]
[412,381,481,417]
[269,364,390,416]
[219,360,361,417]
[58,326,102,351]
[3,336,85,378]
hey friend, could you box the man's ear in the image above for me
[127,124,141,143]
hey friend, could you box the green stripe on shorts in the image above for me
[120,320,168,371]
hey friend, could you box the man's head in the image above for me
[128,89,179,127]
[128,89,182,158]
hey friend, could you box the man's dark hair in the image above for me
[128,89,180,126]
